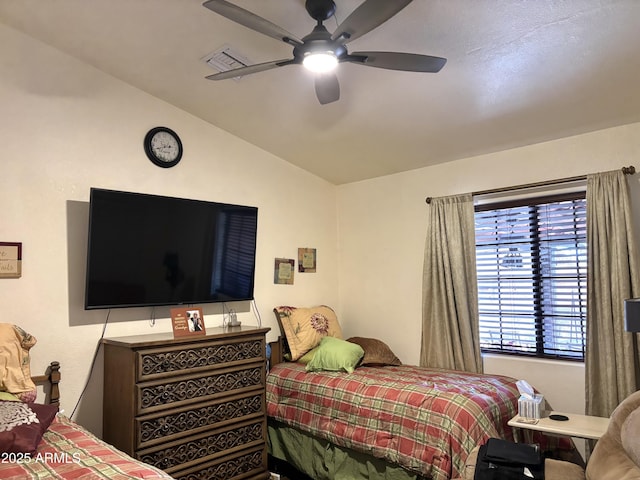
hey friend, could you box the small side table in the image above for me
[508,412,610,440]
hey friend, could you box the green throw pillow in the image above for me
[305,336,364,374]
[0,391,20,401]
[298,346,318,364]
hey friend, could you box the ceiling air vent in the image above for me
[202,44,251,81]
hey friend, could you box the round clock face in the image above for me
[144,127,183,168]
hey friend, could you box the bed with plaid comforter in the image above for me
[0,415,173,480]
[266,362,521,480]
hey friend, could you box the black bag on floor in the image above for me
[474,438,544,480]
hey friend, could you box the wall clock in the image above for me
[144,126,183,168]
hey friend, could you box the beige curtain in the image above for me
[586,170,640,419]
[421,193,482,373]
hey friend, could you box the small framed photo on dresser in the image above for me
[171,307,206,337]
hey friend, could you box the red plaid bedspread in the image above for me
[0,415,173,479]
[267,363,520,480]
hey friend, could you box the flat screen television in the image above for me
[84,188,258,309]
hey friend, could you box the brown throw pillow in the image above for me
[346,337,402,366]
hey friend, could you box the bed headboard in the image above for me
[271,307,291,358]
[270,307,291,367]
[30,361,61,405]
[268,336,287,367]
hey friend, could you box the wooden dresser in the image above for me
[102,325,271,480]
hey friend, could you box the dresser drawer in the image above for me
[169,445,268,480]
[136,392,265,449]
[137,336,265,382]
[137,418,265,473]
[137,364,264,414]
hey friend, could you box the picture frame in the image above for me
[298,247,316,273]
[0,242,22,278]
[274,258,295,285]
[170,307,206,337]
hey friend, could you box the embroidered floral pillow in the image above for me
[275,306,342,361]
[0,400,58,454]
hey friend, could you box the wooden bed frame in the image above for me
[30,360,61,405]
[268,336,287,368]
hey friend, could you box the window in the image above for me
[212,210,257,299]
[474,192,587,360]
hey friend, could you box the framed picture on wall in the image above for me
[274,258,295,285]
[0,242,22,278]
[298,248,316,273]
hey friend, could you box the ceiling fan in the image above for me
[202,0,447,104]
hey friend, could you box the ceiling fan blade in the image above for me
[206,59,295,80]
[315,73,340,105]
[331,0,413,43]
[348,51,447,72]
[203,0,303,45]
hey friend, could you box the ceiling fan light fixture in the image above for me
[303,52,338,73]
[203,0,447,104]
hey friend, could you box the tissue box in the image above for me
[518,394,544,419]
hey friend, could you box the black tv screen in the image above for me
[84,188,258,309]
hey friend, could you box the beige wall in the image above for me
[337,122,640,418]
[0,24,340,435]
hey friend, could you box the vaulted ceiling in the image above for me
[2,0,639,184]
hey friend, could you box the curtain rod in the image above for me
[425,165,636,204]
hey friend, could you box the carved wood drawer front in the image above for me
[136,337,264,382]
[137,418,265,474]
[137,364,264,415]
[170,445,268,480]
[136,392,264,449]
